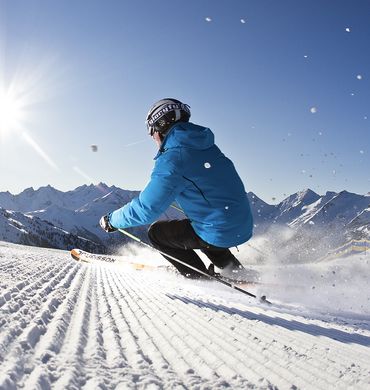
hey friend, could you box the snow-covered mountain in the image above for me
[288,191,338,228]
[28,186,184,246]
[248,188,369,241]
[28,188,140,241]
[293,191,369,227]
[280,190,370,246]
[247,192,277,227]
[0,184,368,255]
[275,189,321,224]
[0,183,185,252]
[248,189,369,262]
[346,206,370,240]
[0,183,116,213]
[0,207,104,253]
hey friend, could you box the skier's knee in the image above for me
[147,221,161,246]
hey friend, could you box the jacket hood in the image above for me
[162,122,215,151]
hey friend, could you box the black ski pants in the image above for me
[148,219,242,277]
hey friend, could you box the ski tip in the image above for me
[70,248,82,261]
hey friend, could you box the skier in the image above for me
[99,98,254,280]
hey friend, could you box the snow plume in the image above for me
[115,242,166,267]
[257,254,370,317]
[233,227,370,317]
[234,224,341,265]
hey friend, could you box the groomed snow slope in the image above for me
[0,242,369,389]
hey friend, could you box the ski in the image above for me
[70,248,158,270]
[70,249,261,285]
[70,248,116,264]
[70,247,271,304]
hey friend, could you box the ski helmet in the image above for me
[146,98,191,136]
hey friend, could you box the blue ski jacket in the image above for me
[109,122,253,247]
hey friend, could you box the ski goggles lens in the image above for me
[146,121,155,136]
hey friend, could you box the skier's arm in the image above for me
[108,150,185,229]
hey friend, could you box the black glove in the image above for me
[99,215,117,233]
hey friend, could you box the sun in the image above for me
[0,87,24,135]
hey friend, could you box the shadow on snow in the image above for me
[166,294,370,347]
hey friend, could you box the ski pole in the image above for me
[117,228,271,304]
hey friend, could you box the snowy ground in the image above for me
[0,242,369,389]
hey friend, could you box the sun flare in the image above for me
[0,87,24,135]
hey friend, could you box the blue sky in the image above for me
[0,0,369,203]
